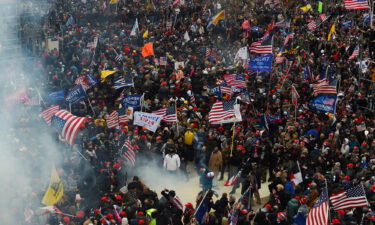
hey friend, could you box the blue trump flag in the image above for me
[66,85,87,104]
[49,90,66,103]
[195,195,209,225]
[311,95,337,113]
[121,94,143,110]
[87,73,99,86]
[249,54,273,72]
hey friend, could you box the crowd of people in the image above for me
[3,0,375,224]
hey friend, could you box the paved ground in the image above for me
[141,164,270,210]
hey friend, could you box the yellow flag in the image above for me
[100,70,116,82]
[300,4,312,12]
[212,10,225,26]
[328,24,335,41]
[109,0,118,4]
[142,30,149,39]
[42,165,64,206]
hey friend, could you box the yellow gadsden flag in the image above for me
[300,4,312,12]
[100,70,116,82]
[42,165,64,206]
[328,23,335,41]
[212,10,225,26]
[142,30,149,39]
[109,0,118,4]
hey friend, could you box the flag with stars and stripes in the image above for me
[249,34,273,54]
[306,187,329,225]
[208,99,236,124]
[51,110,88,145]
[122,140,136,166]
[115,54,124,61]
[118,107,129,124]
[152,106,177,123]
[307,20,317,30]
[344,0,369,10]
[223,74,247,88]
[330,185,369,211]
[105,111,119,128]
[40,105,60,126]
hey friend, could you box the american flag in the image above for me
[152,106,177,123]
[113,78,134,89]
[122,140,136,166]
[159,57,167,66]
[306,187,329,225]
[51,110,88,145]
[208,99,236,124]
[319,14,329,22]
[344,0,369,10]
[224,171,241,186]
[312,78,338,95]
[118,108,129,123]
[330,185,369,211]
[291,85,300,106]
[41,105,60,126]
[249,34,273,54]
[75,75,91,90]
[284,33,295,45]
[223,74,247,88]
[220,86,232,96]
[307,20,317,30]
[349,45,359,60]
[105,111,119,128]
[171,195,184,210]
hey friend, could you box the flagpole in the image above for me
[175,99,179,137]
[193,190,209,216]
[230,120,236,157]
[325,179,331,224]
[84,90,96,116]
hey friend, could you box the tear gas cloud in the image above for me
[0,0,61,223]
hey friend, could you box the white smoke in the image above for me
[0,0,60,224]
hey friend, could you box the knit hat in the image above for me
[332,219,341,224]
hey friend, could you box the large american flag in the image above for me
[122,140,136,166]
[208,99,236,123]
[249,34,273,54]
[344,0,369,10]
[75,75,91,90]
[306,187,329,225]
[312,78,338,95]
[329,185,369,211]
[223,74,247,88]
[152,106,177,123]
[41,105,60,126]
[105,111,119,128]
[349,45,359,60]
[51,110,88,145]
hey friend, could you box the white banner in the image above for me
[234,47,249,61]
[133,112,162,132]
